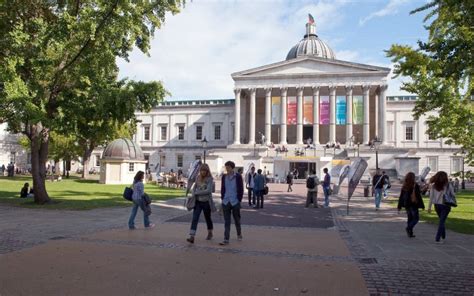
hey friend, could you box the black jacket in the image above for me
[398,184,425,210]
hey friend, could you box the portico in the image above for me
[231,21,390,148]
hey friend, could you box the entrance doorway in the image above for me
[289,162,317,179]
[303,126,313,143]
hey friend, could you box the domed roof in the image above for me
[102,138,144,160]
[286,22,335,60]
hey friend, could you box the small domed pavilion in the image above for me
[99,138,147,184]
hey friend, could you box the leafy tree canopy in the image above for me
[387,0,474,165]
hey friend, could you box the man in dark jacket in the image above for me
[220,161,244,245]
[372,169,385,210]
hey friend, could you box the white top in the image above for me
[428,183,454,210]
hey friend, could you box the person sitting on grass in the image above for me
[20,183,34,198]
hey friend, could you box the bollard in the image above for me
[364,186,369,197]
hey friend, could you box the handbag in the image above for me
[263,185,269,195]
[442,185,457,207]
[123,187,133,201]
[185,195,196,211]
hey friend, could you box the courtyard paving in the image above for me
[0,182,472,295]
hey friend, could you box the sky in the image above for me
[117,0,430,100]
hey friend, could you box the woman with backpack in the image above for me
[305,170,319,208]
[128,171,154,230]
[397,172,424,238]
[428,171,455,243]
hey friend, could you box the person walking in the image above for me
[128,171,154,229]
[305,170,319,208]
[220,161,244,246]
[428,171,455,243]
[372,169,385,210]
[186,164,215,244]
[286,172,293,192]
[322,168,331,208]
[246,166,256,206]
[397,172,425,238]
[253,169,266,209]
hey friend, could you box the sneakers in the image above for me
[186,236,195,244]
[219,240,229,246]
[237,235,243,241]
[435,240,445,244]
[145,224,156,229]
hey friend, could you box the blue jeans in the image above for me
[223,202,241,241]
[190,200,213,236]
[435,204,451,241]
[254,189,264,208]
[406,207,419,232]
[323,186,330,207]
[128,199,150,228]
[374,188,383,208]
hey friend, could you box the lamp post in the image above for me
[201,137,208,164]
[461,149,466,190]
[158,149,163,173]
[371,138,382,170]
[357,143,360,157]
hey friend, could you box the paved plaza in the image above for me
[0,183,473,296]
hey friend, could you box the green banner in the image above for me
[353,96,363,124]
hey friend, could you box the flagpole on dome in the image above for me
[306,13,316,38]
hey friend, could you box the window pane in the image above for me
[177,155,183,167]
[405,126,413,140]
[196,126,202,140]
[161,126,167,140]
[144,126,150,140]
[214,125,221,140]
[129,163,134,172]
[178,126,184,140]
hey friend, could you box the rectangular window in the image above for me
[178,125,185,140]
[214,125,221,140]
[144,154,149,170]
[196,125,203,140]
[427,156,438,172]
[177,155,183,168]
[129,163,134,172]
[195,155,201,161]
[405,125,414,141]
[9,152,16,164]
[427,130,437,140]
[452,157,462,174]
[27,153,31,165]
[160,126,167,141]
[143,126,150,141]
[387,121,394,141]
[95,155,100,167]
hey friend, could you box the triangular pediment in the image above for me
[232,56,390,80]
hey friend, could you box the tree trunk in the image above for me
[30,124,51,204]
[81,147,94,179]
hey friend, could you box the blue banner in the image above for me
[336,96,346,125]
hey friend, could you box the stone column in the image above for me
[312,86,320,145]
[345,85,353,145]
[248,88,256,145]
[280,87,288,145]
[379,84,388,145]
[233,88,241,145]
[362,85,370,144]
[329,85,337,144]
[265,87,272,146]
[296,86,304,145]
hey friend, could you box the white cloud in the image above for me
[118,0,349,99]
[358,0,410,26]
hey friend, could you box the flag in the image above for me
[308,13,315,24]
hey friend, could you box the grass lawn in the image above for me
[390,189,474,235]
[0,176,185,210]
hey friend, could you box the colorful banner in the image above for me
[271,97,281,125]
[319,96,329,125]
[287,96,297,125]
[303,96,313,124]
[353,96,363,124]
[336,96,346,125]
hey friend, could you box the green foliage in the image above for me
[0,1,183,201]
[387,0,474,166]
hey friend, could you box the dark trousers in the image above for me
[435,204,451,241]
[190,200,213,235]
[255,189,264,208]
[406,207,419,232]
[223,202,241,241]
[306,191,318,207]
[248,188,255,205]
[287,184,292,192]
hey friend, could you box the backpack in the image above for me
[306,177,316,189]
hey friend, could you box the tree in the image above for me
[0,1,183,204]
[387,0,474,165]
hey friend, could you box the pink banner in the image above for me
[303,96,313,124]
[287,96,297,125]
[320,96,330,124]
